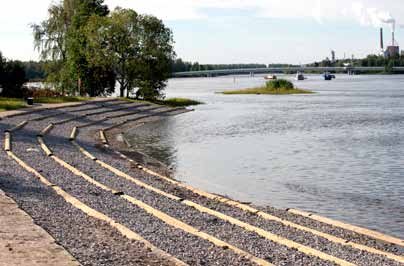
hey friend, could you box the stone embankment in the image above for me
[0,99,403,266]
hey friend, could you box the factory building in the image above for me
[380,27,400,58]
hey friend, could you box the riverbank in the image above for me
[0,100,403,265]
[121,97,204,107]
[0,96,203,113]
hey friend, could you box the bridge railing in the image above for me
[172,66,401,77]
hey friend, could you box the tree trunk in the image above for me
[118,80,125,97]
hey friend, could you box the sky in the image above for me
[0,0,404,64]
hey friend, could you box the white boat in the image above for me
[295,72,305,80]
[264,75,277,80]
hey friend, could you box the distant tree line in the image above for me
[171,58,268,73]
[22,61,46,81]
[32,0,175,99]
[308,54,404,72]
[21,59,281,77]
[0,52,27,98]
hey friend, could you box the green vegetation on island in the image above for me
[222,79,313,95]
[155,98,204,107]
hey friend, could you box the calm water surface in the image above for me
[125,74,404,238]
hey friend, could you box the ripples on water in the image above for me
[125,74,404,238]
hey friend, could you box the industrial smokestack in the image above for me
[380,28,384,50]
[392,31,395,46]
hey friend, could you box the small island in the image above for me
[222,79,314,95]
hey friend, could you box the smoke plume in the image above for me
[351,3,396,32]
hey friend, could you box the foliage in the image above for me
[26,88,63,98]
[33,2,174,99]
[32,0,113,96]
[0,52,27,98]
[171,59,268,73]
[266,79,294,90]
[22,61,46,81]
[308,54,404,72]
[85,8,175,99]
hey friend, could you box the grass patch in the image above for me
[222,79,313,95]
[34,96,89,104]
[0,97,27,112]
[120,97,204,107]
[155,98,203,107]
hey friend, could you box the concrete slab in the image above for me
[0,189,80,266]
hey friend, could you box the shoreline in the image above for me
[117,115,403,238]
[0,100,403,266]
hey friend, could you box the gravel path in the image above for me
[1,100,403,266]
[3,103,257,266]
[0,110,177,266]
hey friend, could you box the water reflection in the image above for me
[125,74,404,238]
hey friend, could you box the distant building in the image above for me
[386,46,400,57]
[382,28,400,58]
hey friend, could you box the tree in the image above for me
[0,52,4,90]
[85,8,175,99]
[134,14,175,99]
[33,2,174,99]
[32,0,111,96]
[0,52,27,98]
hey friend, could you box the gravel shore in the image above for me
[1,100,403,266]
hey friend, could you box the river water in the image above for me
[125,74,404,238]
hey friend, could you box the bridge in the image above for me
[172,66,404,77]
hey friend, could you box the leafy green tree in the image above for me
[0,52,4,89]
[85,8,175,99]
[191,62,200,71]
[0,54,27,98]
[32,0,111,96]
[84,8,140,97]
[134,14,175,99]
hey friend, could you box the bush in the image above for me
[26,88,63,98]
[266,79,294,90]
[0,59,27,98]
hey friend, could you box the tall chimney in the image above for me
[392,31,395,46]
[380,28,384,50]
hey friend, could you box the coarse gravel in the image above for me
[72,112,403,266]
[1,101,403,266]
[6,104,257,266]
[0,125,176,266]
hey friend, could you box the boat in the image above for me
[264,75,277,80]
[295,72,305,80]
[323,72,336,80]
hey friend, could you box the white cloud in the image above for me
[1,0,404,61]
[105,0,404,27]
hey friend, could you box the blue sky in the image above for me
[0,0,403,64]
